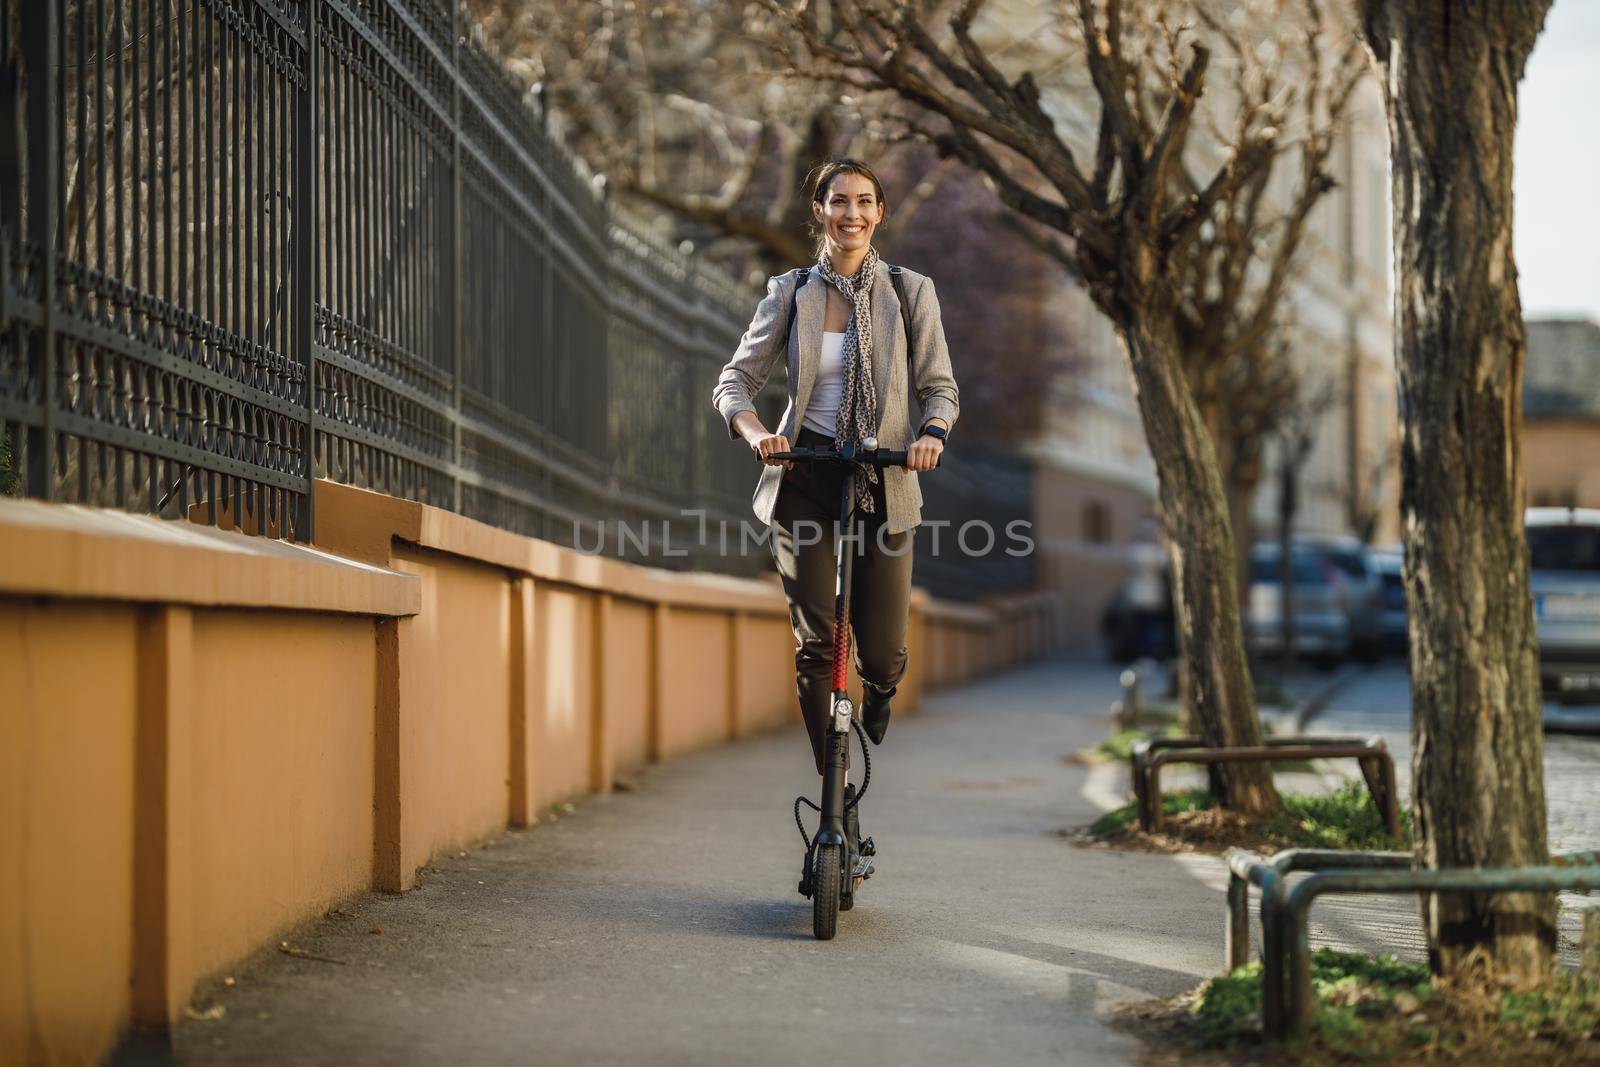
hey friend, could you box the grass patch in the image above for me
[1194,950,1431,1050]
[1500,976,1600,1039]
[1082,781,1412,855]
[1097,723,1185,761]
[1125,702,1183,726]
[1146,949,1600,1064]
[1269,784,1413,851]
[1090,785,1210,837]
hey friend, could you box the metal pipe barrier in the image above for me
[1130,736,1401,840]
[1223,847,1600,1038]
[1131,734,1377,799]
[1223,848,1410,1034]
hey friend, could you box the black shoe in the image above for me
[861,682,894,745]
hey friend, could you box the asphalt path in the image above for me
[165,655,1232,1067]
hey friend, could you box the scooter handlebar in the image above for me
[764,446,938,469]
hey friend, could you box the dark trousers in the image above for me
[771,427,914,774]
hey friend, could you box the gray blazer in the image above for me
[712,260,960,535]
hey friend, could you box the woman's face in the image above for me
[813,172,884,257]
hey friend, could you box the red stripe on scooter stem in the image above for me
[832,604,851,693]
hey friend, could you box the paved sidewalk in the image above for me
[1259,662,1598,966]
[166,655,1234,1067]
[1307,661,1600,856]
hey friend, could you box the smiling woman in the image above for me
[809,165,888,262]
[710,154,960,792]
[710,156,965,938]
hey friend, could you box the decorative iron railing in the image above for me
[0,0,1033,594]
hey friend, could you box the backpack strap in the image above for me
[788,264,915,381]
[887,264,914,345]
[781,267,810,352]
[887,264,916,403]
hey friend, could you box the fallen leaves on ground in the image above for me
[1058,806,1298,856]
[276,941,346,965]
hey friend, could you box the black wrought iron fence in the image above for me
[911,441,1035,600]
[0,0,755,558]
[0,0,1035,595]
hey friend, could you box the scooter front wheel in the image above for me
[812,843,841,940]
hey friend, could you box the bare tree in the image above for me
[1168,4,1364,604]
[465,0,844,273]
[751,0,1365,810]
[466,0,1087,443]
[1348,432,1398,546]
[1358,1,1556,983]
[875,148,1083,446]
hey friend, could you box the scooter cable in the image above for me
[794,794,821,852]
[794,718,874,851]
[846,717,871,810]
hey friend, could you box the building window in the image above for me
[1083,499,1111,545]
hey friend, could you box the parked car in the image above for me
[1368,548,1408,654]
[1245,543,1351,669]
[1527,506,1600,705]
[1298,534,1386,662]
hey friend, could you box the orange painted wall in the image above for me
[181,611,375,993]
[657,608,733,759]
[0,602,137,1067]
[737,613,798,737]
[605,600,653,776]
[390,545,513,865]
[526,585,596,810]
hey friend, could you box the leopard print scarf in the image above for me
[815,246,881,514]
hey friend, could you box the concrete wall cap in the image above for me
[0,498,418,616]
[314,481,792,614]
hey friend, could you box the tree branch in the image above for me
[1077,0,1146,182]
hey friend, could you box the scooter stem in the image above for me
[817,466,858,847]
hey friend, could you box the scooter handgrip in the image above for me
[873,450,939,469]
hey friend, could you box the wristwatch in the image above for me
[920,423,948,442]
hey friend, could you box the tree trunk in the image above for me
[1226,453,1259,619]
[1202,401,1261,619]
[1360,0,1555,983]
[1121,302,1280,814]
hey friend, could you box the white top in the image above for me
[801,331,847,436]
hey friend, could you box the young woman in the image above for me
[712,157,960,778]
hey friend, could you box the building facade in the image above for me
[1524,318,1600,508]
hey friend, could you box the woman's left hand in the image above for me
[906,433,943,472]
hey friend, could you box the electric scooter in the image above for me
[767,436,933,940]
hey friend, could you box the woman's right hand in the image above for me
[752,432,793,470]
